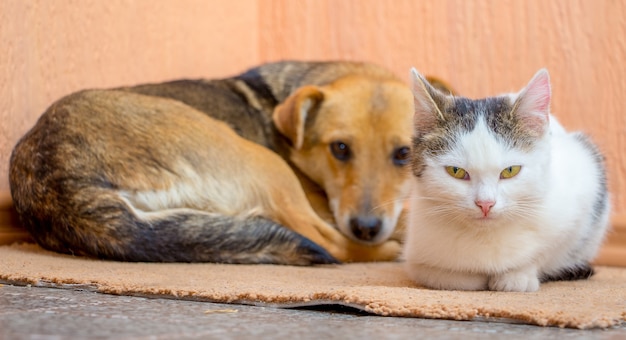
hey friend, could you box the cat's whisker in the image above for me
[421,206,466,222]
[369,198,410,212]
[405,194,459,204]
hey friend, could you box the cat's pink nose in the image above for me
[475,200,495,217]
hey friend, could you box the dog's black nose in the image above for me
[349,216,382,241]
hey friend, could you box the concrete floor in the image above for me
[1,284,624,339]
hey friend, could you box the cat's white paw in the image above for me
[488,270,540,292]
[405,263,488,291]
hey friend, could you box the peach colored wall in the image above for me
[2,0,625,217]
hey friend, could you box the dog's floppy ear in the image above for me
[273,86,324,150]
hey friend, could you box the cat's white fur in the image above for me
[404,69,610,292]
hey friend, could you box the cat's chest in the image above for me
[407,220,546,273]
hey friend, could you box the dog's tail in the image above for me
[126,209,339,265]
[11,189,338,266]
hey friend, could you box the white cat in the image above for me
[403,68,610,292]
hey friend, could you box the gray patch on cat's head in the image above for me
[411,93,540,178]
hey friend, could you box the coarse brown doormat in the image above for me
[0,243,624,329]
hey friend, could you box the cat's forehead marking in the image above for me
[450,97,510,131]
[448,96,536,151]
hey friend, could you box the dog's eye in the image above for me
[392,146,410,166]
[330,141,351,161]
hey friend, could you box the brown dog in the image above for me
[10,61,415,265]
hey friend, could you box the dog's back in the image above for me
[122,78,274,148]
[122,61,401,152]
[9,89,336,264]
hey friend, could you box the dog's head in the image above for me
[273,74,414,244]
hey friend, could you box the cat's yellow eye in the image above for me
[500,165,522,179]
[445,166,469,180]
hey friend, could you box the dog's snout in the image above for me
[349,216,382,241]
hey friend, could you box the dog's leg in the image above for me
[268,189,401,263]
[288,211,401,262]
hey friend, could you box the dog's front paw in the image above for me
[488,269,540,292]
[343,239,401,262]
[376,239,402,261]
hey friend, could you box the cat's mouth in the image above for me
[473,214,499,224]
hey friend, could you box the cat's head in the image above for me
[409,69,552,225]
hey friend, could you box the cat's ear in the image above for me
[410,68,448,132]
[511,69,551,136]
